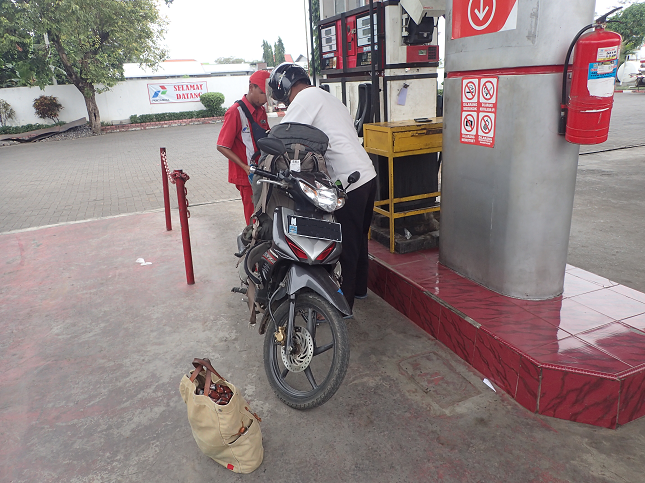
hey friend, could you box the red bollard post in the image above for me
[172,169,195,285]
[160,147,172,231]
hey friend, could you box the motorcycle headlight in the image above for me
[299,180,343,212]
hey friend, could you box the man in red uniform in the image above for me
[217,70,271,225]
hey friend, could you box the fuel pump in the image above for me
[559,8,623,145]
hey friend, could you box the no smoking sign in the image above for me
[452,0,518,39]
[463,80,478,102]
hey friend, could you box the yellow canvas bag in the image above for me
[179,358,264,474]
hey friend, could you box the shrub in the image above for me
[33,95,63,123]
[0,122,65,135]
[200,92,226,117]
[0,99,16,126]
[129,110,217,124]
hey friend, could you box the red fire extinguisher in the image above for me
[559,8,623,145]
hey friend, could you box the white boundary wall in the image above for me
[0,75,250,125]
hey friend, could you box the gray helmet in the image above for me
[267,62,311,105]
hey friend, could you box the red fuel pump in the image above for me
[559,9,622,145]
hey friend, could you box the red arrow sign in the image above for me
[452,0,518,39]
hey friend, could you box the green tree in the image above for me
[214,56,246,64]
[0,1,49,87]
[608,2,645,63]
[274,37,286,65]
[1,0,168,133]
[262,40,274,67]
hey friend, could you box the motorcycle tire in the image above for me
[263,292,349,409]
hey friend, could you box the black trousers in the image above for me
[335,178,377,311]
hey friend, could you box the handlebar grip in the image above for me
[250,167,280,181]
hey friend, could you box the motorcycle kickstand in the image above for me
[285,294,296,354]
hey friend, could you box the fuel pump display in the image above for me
[317,0,443,123]
[320,20,343,71]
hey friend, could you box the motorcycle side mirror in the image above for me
[257,137,287,156]
[347,171,361,186]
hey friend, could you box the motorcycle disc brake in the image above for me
[281,326,314,373]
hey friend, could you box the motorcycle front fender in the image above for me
[284,264,351,316]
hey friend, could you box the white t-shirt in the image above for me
[281,86,376,192]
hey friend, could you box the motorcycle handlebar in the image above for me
[249,166,280,181]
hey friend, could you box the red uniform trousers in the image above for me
[236,184,255,226]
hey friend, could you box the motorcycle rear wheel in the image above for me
[263,292,349,409]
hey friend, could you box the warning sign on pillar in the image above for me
[452,0,518,39]
[461,112,477,143]
[460,76,498,148]
[478,113,495,146]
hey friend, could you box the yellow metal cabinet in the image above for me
[363,119,443,253]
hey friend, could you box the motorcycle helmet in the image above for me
[267,62,311,105]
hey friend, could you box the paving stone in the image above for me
[0,123,243,232]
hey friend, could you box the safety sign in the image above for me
[452,0,518,40]
[460,76,498,147]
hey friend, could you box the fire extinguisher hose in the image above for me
[559,24,593,135]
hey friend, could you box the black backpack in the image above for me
[264,122,329,173]
[252,122,330,218]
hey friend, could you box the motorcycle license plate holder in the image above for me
[287,215,342,242]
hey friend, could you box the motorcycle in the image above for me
[232,136,360,409]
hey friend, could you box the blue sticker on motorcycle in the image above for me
[289,225,298,235]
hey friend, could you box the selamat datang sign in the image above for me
[147,82,208,104]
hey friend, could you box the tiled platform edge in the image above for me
[367,241,645,429]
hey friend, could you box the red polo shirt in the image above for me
[217,95,269,186]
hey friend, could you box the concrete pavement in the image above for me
[0,123,239,232]
[2,202,645,483]
[0,118,284,234]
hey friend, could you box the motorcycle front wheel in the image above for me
[263,292,349,409]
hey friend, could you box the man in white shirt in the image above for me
[267,63,377,310]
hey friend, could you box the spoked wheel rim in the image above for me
[268,304,339,399]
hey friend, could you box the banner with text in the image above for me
[147,82,208,104]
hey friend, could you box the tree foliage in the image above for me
[274,37,285,65]
[262,40,275,67]
[1,0,168,133]
[608,2,645,61]
[0,1,48,87]
[214,56,246,64]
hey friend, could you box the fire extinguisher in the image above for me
[559,8,623,145]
